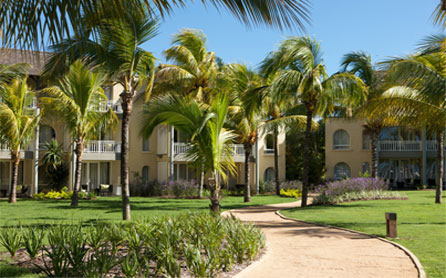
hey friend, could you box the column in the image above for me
[33,108,40,195]
[422,128,427,185]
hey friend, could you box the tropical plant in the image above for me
[0,78,39,203]
[340,51,387,178]
[0,63,29,84]
[141,94,236,212]
[225,63,265,202]
[361,35,445,204]
[43,5,157,219]
[39,60,117,207]
[0,227,22,257]
[0,0,310,50]
[155,29,223,104]
[432,0,446,28]
[260,36,367,207]
[41,138,69,190]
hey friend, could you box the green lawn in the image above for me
[0,194,292,227]
[282,190,446,278]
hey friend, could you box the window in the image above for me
[334,163,351,180]
[333,130,350,150]
[39,125,55,145]
[142,138,150,152]
[264,134,274,153]
[173,164,189,180]
[142,166,149,182]
[362,162,370,175]
[103,86,112,100]
[362,131,371,150]
[264,167,275,182]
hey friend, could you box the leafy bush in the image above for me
[0,227,22,257]
[280,188,302,198]
[313,178,406,205]
[2,214,265,277]
[259,180,302,194]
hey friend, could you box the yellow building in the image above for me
[0,50,286,196]
[325,117,445,189]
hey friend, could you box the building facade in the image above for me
[325,118,446,188]
[0,50,286,196]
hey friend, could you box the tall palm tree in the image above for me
[225,63,265,202]
[340,51,387,178]
[141,94,236,212]
[432,0,446,28]
[0,78,40,203]
[40,61,117,207]
[154,29,222,104]
[0,0,310,50]
[362,35,445,204]
[43,6,157,219]
[260,36,367,207]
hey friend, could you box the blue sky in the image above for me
[143,0,441,74]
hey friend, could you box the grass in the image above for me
[282,190,446,278]
[0,194,292,227]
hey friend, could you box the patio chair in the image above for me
[17,185,29,197]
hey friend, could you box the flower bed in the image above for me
[32,187,96,200]
[0,213,265,277]
[313,178,406,205]
[130,179,199,198]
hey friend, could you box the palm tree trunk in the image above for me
[244,145,252,202]
[435,130,444,204]
[301,108,313,207]
[71,141,84,207]
[209,171,220,213]
[371,131,378,179]
[8,152,20,203]
[273,126,280,195]
[198,166,204,199]
[121,92,133,220]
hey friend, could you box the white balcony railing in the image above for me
[96,101,123,114]
[84,141,121,153]
[378,140,421,151]
[174,142,245,156]
[0,144,9,152]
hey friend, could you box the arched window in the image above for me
[142,166,149,182]
[39,125,56,145]
[362,131,371,149]
[264,134,274,153]
[334,163,351,180]
[333,130,350,150]
[264,167,275,182]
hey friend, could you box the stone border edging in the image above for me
[275,209,426,278]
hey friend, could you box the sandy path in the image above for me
[223,201,419,278]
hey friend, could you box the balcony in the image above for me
[83,140,121,160]
[378,140,421,152]
[0,144,28,159]
[95,101,123,114]
[173,142,246,162]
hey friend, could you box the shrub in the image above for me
[280,188,302,198]
[0,227,22,257]
[32,187,94,200]
[130,178,199,198]
[313,178,405,205]
[22,227,44,259]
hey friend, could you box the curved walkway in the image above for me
[223,201,419,278]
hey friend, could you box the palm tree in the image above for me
[260,36,367,207]
[225,63,265,202]
[43,6,157,219]
[154,29,222,104]
[41,139,68,191]
[0,64,29,84]
[40,61,117,207]
[0,0,310,50]
[432,0,446,28]
[340,51,387,178]
[362,35,445,204]
[141,94,236,212]
[0,78,39,203]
